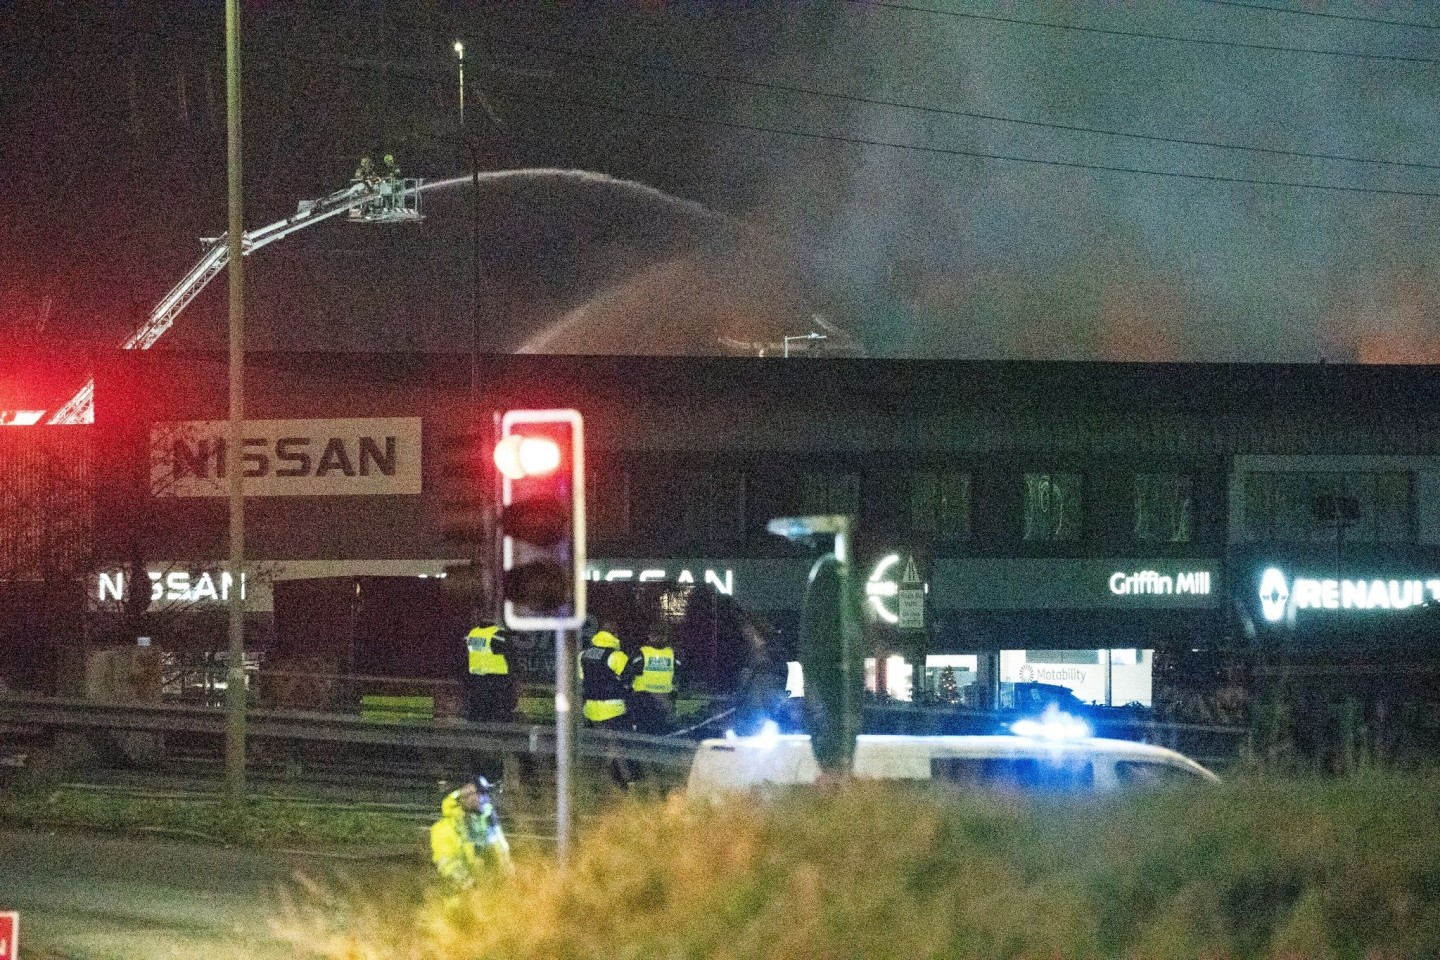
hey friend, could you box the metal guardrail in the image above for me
[0,696,699,770]
[0,696,1252,773]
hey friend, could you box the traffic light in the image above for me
[494,409,586,630]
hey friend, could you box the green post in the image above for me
[797,552,865,773]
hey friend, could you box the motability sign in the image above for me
[1256,566,1440,623]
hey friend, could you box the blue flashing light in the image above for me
[1010,707,1091,741]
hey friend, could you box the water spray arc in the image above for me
[47,170,732,424]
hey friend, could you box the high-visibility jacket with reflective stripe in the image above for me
[632,645,675,693]
[467,626,509,676]
[579,636,629,722]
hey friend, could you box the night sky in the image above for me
[4,1,1440,362]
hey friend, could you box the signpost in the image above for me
[897,555,925,631]
[0,911,18,960]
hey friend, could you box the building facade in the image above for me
[9,352,1438,709]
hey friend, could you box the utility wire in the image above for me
[852,0,1440,64]
[64,6,1440,176]
[501,37,1440,172]
[1193,0,1440,31]
[44,7,1440,198]
[512,86,1440,198]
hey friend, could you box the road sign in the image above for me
[898,587,925,630]
[898,555,925,630]
[0,911,18,960]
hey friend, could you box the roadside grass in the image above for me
[278,771,1440,960]
[0,785,429,850]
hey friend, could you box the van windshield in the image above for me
[1114,760,1206,787]
[931,756,1095,793]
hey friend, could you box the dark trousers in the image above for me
[628,693,676,735]
[466,675,518,723]
[587,714,637,786]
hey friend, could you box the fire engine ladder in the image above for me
[48,177,423,425]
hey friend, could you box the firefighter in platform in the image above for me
[579,621,637,785]
[629,640,678,734]
[465,625,516,722]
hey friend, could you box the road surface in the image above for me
[0,829,425,960]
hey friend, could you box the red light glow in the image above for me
[494,434,562,480]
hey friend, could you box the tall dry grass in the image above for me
[279,774,1440,959]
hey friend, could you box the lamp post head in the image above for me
[454,40,464,57]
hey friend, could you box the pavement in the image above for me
[0,828,427,960]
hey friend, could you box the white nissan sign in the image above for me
[151,418,422,497]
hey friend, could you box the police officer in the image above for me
[465,625,516,722]
[578,621,636,784]
[629,640,678,734]
[429,778,511,891]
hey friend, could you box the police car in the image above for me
[687,710,1219,801]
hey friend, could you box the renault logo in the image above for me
[1259,567,1290,622]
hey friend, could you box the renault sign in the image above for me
[1257,566,1440,622]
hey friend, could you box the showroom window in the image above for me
[802,471,860,517]
[1134,473,1194,543]
[586,468,631,541]
[1023,472,1083,541]
[1242,471,1411,544]
[908,470,971,539]
[681,469,747,545]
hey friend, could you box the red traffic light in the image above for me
[493,434,562,480]
[497,409,586,630]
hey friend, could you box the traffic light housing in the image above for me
[495,409,586,630]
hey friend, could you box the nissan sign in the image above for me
[151,418,422,497]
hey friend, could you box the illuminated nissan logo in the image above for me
[1259,567,1290,622]
[866,554,901,625]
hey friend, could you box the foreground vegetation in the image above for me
[283,773,1440,960]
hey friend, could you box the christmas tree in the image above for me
[938,666,960,704]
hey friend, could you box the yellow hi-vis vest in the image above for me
[467,626,509,676]
[632,645,675,694]
[580,631,628,722]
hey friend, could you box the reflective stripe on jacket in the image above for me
[632,644,675,694]
[580,636,629,722]
[467,626,509,676]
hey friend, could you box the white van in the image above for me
[687,731,1219,802]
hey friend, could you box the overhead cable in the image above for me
[852,0,1440,64]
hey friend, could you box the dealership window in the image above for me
[1023,472,1083,541]
[1134,473,1193,543]
[586,469,631,541]
[909,470,971,539]
[1242,471,1412,544]
[681,469,746,545]
[1001,649,1154,707]
[802,471,860,517]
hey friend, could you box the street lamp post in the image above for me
[454,41,465,127]
[784,331,827,358]
[223,0,247,802]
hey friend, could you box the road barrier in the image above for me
[0,695,697,770]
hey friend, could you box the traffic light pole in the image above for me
[554,626,574,863]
